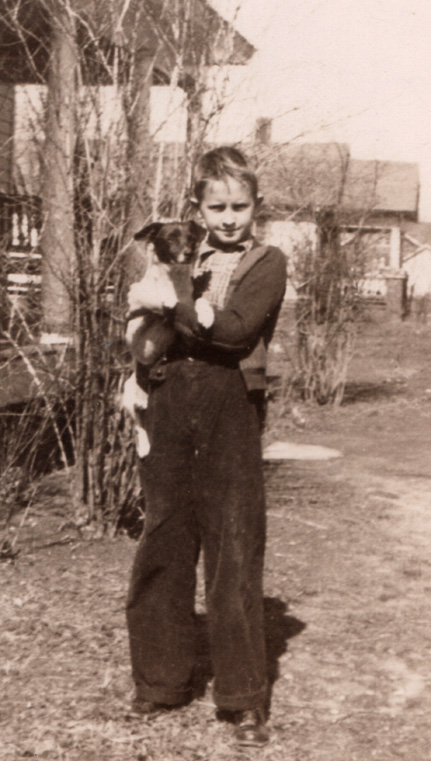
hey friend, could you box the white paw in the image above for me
[136,426,151,458]
[122,374,148,417]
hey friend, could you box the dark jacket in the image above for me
[172,242,287,391]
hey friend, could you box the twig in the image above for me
[2,330,70,472]
[288,515,328,530]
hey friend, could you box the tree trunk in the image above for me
[40,3,77,341]
[124,48,154,285]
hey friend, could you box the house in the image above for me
[403,243,431,300]
[392,221,431,311]
[254,140,420,313]
[0,0,254,333]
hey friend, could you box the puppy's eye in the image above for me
[167,230,181,242]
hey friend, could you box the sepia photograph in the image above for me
[1,1,430,759]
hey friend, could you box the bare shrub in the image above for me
[255,144,375,408]
[0,0,248,532]
[291,211,364,405]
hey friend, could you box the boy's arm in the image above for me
[171,248,287,351]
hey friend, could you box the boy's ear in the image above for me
[189,196,199,209]
[134,222,164,241]
[255,195,264,211]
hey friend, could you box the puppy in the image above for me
[123,220,208,457]
[125,220,208,364]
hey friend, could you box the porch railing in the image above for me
[0,194,42,295]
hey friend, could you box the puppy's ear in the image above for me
[134,222,164,241]
[187,220,206,243]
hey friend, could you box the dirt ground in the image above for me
[1,317,431,761]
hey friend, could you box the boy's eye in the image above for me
[208,205,225,212]
[233,204,250,211]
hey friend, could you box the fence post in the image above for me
[386,271,408,318]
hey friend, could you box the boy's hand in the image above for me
[127,265,178,315]
[195,297,214,329]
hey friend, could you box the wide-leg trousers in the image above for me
[126,358,267,711]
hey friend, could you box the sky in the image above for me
[209,0,431,221]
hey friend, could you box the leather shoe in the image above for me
[233,706,269,746]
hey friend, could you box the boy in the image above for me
[126,146,287,746]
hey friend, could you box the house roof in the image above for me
[0,0,254,84]
[257,142,419,219]
[118,0,255,66]
[343,159,419,215]
[257,142,350,211]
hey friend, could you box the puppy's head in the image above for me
[134,220,206,264]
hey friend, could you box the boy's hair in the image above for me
[193,146,259,203]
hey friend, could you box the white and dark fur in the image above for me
[122,220,207,457]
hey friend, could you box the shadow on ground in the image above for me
[342,379,407,404]
[192,596,305,702]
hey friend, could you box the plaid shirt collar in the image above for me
[197,236,254,263]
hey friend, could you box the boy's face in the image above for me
[197,177,260,251]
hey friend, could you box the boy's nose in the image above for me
[222,210,236,227]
